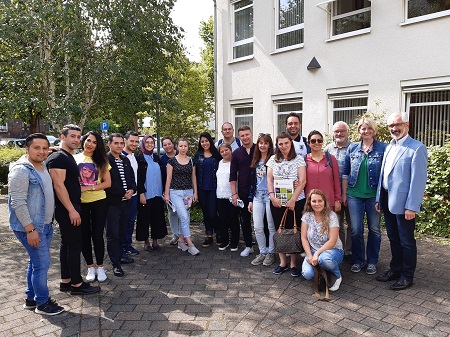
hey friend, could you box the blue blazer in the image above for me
[376,136,428,214]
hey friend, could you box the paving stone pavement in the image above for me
[0,195,449,337]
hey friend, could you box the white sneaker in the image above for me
[178,241,188,251]
[240,247,254,257]
[329,276,342,292]
[187,244,200,256]
[97,266,107,282]
[86,267,96,282]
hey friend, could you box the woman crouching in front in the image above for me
[301,189,344,291]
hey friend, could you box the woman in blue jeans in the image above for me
[301,189,344,291]
[248,133,275,267]
[342,117,387,275]
[193,132,222,247]
[164,139,200,256]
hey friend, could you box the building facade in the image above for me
[215,0,450,145]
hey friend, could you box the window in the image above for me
[276,0,304,50]
[331,0,371,36]
[329,91,368,126]
[232,0,253,59]
[275,101,303,135]
[234,106,253,135]
[0,123,7,131]
[404,86,450,146]
[406,0,450,20]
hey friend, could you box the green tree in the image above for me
[199,16,214,105]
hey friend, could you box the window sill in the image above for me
[401,10,450,26]
[227,55,254,65]
[270,44,304,55]
[326,28,371,42]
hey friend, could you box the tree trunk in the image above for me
[28,106,39,134]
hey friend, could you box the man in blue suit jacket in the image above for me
[375,112,427,290]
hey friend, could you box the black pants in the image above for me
[55,205,83,285]
[80,198,108,266]
[217,198,240,247]
[136,196,168,241]
[270,198,305,231]
[237,193,253,247]
[106,200,129,268]
[198,189,219,236]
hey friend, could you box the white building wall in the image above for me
[216,0,450,139]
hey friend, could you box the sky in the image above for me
[171,0,214,62]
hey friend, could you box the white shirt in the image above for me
[382,135,409,190]
[292,136,308,157]
[216,160,232,199]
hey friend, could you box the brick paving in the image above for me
[0,194,449,336]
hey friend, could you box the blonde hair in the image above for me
[304,189,332,234]
[357,117,378,139]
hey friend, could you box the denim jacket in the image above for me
[342,140,387,189]
[8,156,49,233]
[193,152,220,189]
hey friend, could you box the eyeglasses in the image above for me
[387,122,405,129]
[258,133,271,137]
[333,129,348,134]
[309,139,323,144]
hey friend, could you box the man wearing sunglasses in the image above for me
[325,121,353,261]
[375,112,427,290]
[285,113,310,156]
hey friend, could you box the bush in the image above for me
[417,141,450,237]
[0,147,26,185]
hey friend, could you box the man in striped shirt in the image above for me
[106,134,137,277]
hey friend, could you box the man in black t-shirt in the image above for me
[47,124,100,295]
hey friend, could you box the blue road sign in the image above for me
[100,122,109,131]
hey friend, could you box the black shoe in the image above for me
[216,234,222,245]
[113,267,125,277]
[59,282,71,292]
[35,298,64,315]
[120,256,135,264]
[70,282,101,295]
[376,269,400,282]
[23,299,36,310]
[202,237,213,248]
[152,245,161,251]
[390,278,413,291]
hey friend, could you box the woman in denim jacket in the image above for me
[342,118,387,275]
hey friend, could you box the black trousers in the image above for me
[136,196,168,241]
[237,193,253,247]
[217,198,240,247]
[106,200,130,268]
[55,205,83,285]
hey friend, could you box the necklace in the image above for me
[362,142,373,152]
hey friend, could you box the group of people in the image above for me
[8,110,427,316]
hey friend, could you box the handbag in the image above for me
[273,208,303,254]
[313,264,331,301]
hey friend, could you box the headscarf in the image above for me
[140,135,155,155]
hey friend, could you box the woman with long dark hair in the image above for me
[75,131,111,282]
[248,133,276,267]
[266,132,307,277]
[301,189,344,291]
[135,135,168,252]
[192,132,222,247]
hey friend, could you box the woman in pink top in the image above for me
[305,130,342,212]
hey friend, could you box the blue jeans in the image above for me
[167,204,179,236]
[123,194,138,250]
[170,189,193,238]
[198,189,218,236]
[347,195,381,265]
[301,248,344,279]
[252,191,275,254]
[14,224,53,306]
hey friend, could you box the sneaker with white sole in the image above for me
[187,244,200,256]
[178,241,188,251]
[86,267,96,282]
[263,253,275,266]
[35,298,64,316]
[240,247,254,257]
[97,266,107,282]
[329,276,342,292]
[251,254,266,265]
[170,235,179,245]
[23,299,36,310]
[366,264,377,275]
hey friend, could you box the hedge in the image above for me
[0,147,26,186]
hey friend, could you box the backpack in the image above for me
[304,151,333,169]
[218,138,241,147]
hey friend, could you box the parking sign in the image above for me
[100,122,109,131]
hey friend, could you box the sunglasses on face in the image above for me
[309,139,323,144]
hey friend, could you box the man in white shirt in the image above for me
[285,113,310,156]
[215,122,241,152]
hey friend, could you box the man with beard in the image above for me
[285,113,310,156]
[324,121,353,260]
[375,112,427,290]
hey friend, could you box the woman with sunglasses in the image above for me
[248,133,275,267]
[75,131,111,282]
[342,118,387,275]
[305,130,342,212]
[135,135,167,252]
[266,132,307,277]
